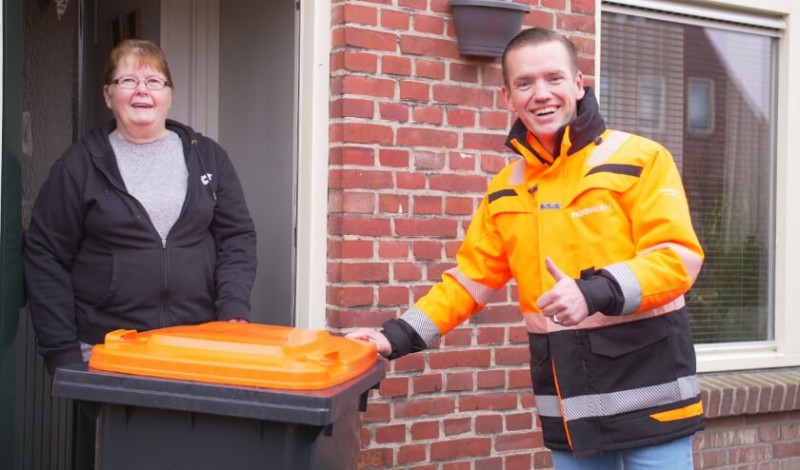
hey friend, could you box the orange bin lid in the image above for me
[88,322,378,390]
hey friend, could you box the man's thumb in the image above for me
[545,257,567,281]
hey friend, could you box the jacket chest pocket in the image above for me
[487,191,539,264]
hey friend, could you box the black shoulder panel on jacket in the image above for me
[585,164,643,178]
[488,189,518,203]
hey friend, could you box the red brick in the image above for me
[533,450,553,469]
[338,192,375,214]
[330,216,392,237]
[396,171,427,190]
[339,146,375,165]
[433,84,494,107]
[773,441,800,459]
[509,369,532,389]
[447,108,477,128]
[378,194,409,214]
[358,448,394,469]
[400,35,460,59]
[413,373,443,394]
[382,55,412,76]
[397,127,458,148]
[429,349,491,369]
[430,437,492,460]
[340,240,374,259]
[340,262,389,282]
[395,218,459,238]
[414,150,446,170]
[393,262,423,282]
[336,169,394,189]
[445,371,474,391]
[416,59,446,79]
[378,148,409,167]
[379,102,410,122]
[342,51,378,73]
[328,286,373,307]
[342,75,396,98]
[496,346,530,366]
[442,327,471,347]
[481,153,511,174]
[463,131,509,152]
[378,285,410,306]
[397,444,427,465]
[413,106,444,125]
[362,402,391,423]
[496,431,544,452]
[343,3,378,25]
[410,420,440,440]
[475,414,503,434]
[412,196,443,215]
[381,9,410,30]
[506,412,533,431]
[477,369,506,389]
[451,63,480,84]
[393,352,425,372]
[475,457,504,470]
[379,376,409,398]
[413,13,445,34]
[557,14,595,35]
[459,392,519,412]
[480,110,511,130]
[429,173,487,193]
[394,397,456,418]
[399,0,427,9]
[445,196,474,215]
[444,417,471,436]
[400,81,430,101]
[376,423,406,443]
[345,27,397,51]
[524,10,556,30]
[340,122,393,145]
[507,453,534,470]
[477,327,505,345]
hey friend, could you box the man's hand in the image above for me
[346,328,392,357]
[536,257,590,326]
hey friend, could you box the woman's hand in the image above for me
[346,328,392,357]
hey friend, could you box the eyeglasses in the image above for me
[112,76,169,90]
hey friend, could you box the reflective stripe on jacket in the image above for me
[396,90,704,455]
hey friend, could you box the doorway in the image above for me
[80,0,298,326]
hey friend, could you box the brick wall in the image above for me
[328,0,595,468]
[327,1,800,469]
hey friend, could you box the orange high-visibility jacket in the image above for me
[388,89,705,455]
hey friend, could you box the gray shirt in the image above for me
[110,131,188,243]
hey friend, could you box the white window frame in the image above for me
[636,74,666,133]
[686,77,715,135]
[599,0,800,373]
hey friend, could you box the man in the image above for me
[347,27,703,469]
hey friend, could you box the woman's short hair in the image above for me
[104,39,174,88]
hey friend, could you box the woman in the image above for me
[24,39,257,375]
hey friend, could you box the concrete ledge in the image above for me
[699,368,800,418]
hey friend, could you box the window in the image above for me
[687,77,714,134]
[601,3,779,346]
[637,75,665,133]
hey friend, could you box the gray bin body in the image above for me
[53,361,385,470]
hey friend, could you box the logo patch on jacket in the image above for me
[540,202,561,210]
[201,173,213,185]
[572,204,612,218]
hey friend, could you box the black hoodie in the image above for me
[24,119,257,374]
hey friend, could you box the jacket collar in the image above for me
[505,87,607,166]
